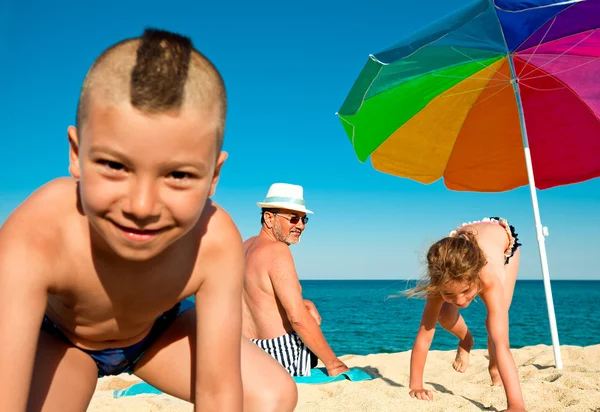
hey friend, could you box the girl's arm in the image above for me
[409,295,444,401]
[480,279,525,410]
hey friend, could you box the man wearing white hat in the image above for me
[242,183,349,377]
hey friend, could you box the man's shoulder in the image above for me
[246,235,291,256]
[266,239,291,254]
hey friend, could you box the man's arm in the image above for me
[269,244,347,376]
[409,295,443,401]
[303,299,321,326]
[194,208,243,411]
[0,215,51,410]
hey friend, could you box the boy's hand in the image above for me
[504,408,527,412]
[409,388,436,401]
[325,359,349,376]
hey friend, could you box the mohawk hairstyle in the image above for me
[130,28,192,112]
[75,27,227,152]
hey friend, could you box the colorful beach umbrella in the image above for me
[338,0,600,369]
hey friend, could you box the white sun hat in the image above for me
[256,183,314,214]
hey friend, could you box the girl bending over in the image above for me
[408,217,526,411]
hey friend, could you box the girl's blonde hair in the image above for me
[406,231,487,298]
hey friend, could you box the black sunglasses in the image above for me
[274,213,309,225]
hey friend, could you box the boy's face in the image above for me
[68,99,226,261]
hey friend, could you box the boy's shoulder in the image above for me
[1,177,81,251]
[5,176,78,221]
[0,177,82,286]
[195,199,243,257]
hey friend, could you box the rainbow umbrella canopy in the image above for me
[338,0,600,191]
[338,0,600,369]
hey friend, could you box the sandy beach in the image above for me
[88,344,600,411]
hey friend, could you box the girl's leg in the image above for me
[502,248,520,309]
[488,248,520,386]
[438,302,474,372]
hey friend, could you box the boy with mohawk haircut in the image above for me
[0,28,297,412]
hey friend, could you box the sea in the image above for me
[299,280,600,356]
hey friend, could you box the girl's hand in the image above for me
[409,388,436,401]
[505,407,527,412]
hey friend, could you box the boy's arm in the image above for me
[0,221,50,410]
[193,210,244,411]
[480,278,525,410]
[269,244,348,376]
[409,295,443,401]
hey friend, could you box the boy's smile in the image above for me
[111,221,168,243]
[68,99,226,261]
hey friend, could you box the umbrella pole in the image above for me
[508,57,563,369]
[522,148,563,369]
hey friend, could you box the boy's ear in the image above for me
[208,151,228,197]
[67,126,81,179]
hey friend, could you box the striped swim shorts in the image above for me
[250,331,316,376]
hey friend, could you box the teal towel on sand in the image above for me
[114,382,161,398]
[113,367,372,397]
[294,367,373,384]
[113,295,374,397]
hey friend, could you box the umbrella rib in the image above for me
[508,1,581,55]
[518,82,567,92]
[440,81,509,98]
[450,46,510,79]
[518,53,600,59]
[520,29,597,80]
[493,0,584,13]
[371,7,489,65]
[338,115,358,151]
[430,74,508,81]
[516,56,600,124]
[350,57,384,116]
[493,0,585,13]
[517,16,557,78]
[521,57,596,81]
[517,27,600,58]
[472,83,512,107]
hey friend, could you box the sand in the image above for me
[88,344,600,411]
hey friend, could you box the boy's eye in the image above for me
[170,171,193,180]
[98,160,125,171]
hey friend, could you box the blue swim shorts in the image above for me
[41,298,195,377]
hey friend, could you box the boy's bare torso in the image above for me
[242,236,292,339]
[17,178,210,351]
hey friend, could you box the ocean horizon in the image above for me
[299,279,600,356]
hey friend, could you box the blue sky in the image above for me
[2,0,599,281]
